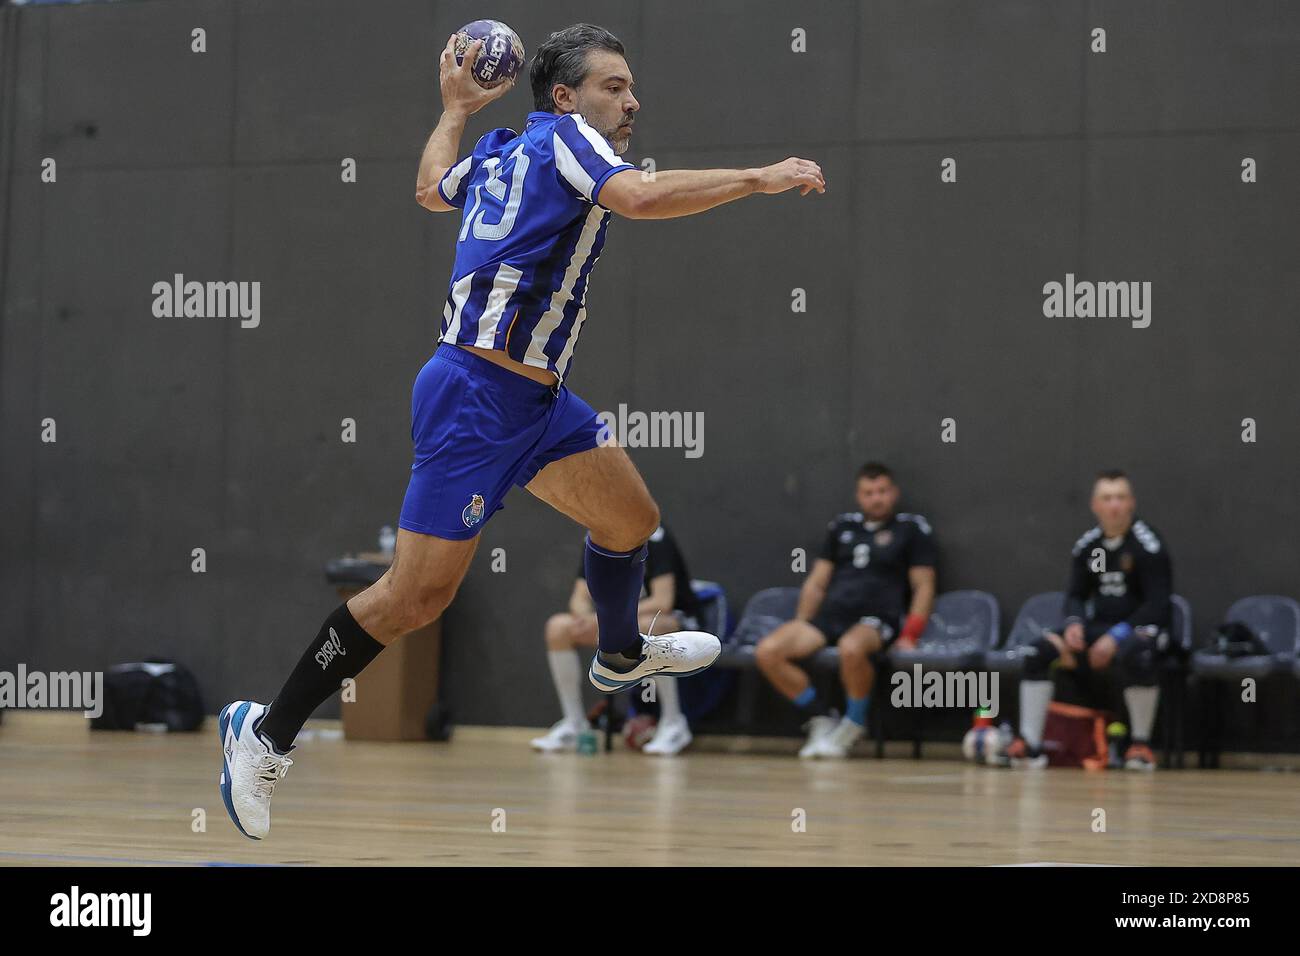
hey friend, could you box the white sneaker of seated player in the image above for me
[530,718,588,752]
[810,716,864,758]
[643,715,692,755]
[798,712,839,759]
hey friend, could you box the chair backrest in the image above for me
[1169,594,1193,652]
[1223,595,1300,655]
[919,590,1000,654]
[730,586,800,646]
[689,579,730,639]
[1004,591,1066,650]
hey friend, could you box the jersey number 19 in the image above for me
[460,145,530,242]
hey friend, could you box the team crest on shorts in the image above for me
[462,493,486,528]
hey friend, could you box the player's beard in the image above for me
[602,114,634,154]
[606,124,632,154]
[575,99,632,153]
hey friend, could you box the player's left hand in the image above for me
[439,34,516,117]
[755,157,826,196]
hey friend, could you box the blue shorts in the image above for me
[398,344,608,540]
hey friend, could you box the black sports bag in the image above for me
[89,660,205,732]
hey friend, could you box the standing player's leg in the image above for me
[219,529,477,838]
[524,444,721,691]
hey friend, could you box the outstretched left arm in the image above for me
[597,157,825,220]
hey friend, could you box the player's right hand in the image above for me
[439,34,515,117]
[755,157,825,196]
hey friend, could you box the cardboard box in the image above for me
[333,555,442,742]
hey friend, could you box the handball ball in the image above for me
[962,725,1008,765]
[454,20,525,89]
[622,714,658,751]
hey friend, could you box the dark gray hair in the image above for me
[529,23,626,112]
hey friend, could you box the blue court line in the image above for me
[0,849,280,867]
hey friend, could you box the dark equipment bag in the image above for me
[1211,621,1269,659]
[89,660,205,732]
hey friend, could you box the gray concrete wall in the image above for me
[2,1,1297,742]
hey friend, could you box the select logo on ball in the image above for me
[453,19,525,89]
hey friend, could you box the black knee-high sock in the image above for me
[256,602,384,753]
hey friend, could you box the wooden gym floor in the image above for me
[1,712,1297,866]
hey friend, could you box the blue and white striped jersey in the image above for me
[436,110,635,384]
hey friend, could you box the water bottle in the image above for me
[378,525,396,556]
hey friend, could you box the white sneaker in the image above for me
[1123,743,1157,771]
[642,716,693,755]
[218,700,293,840]
[1011,754,1049,769]
[530,718,589,752]
[803,717,865,759]
[589,629,721,693]
[1010,752,1049,770]
[798,714,839,759]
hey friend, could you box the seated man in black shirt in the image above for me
[1008,469,1172,771]
[756,462,937,759]
[531,522,703,755]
